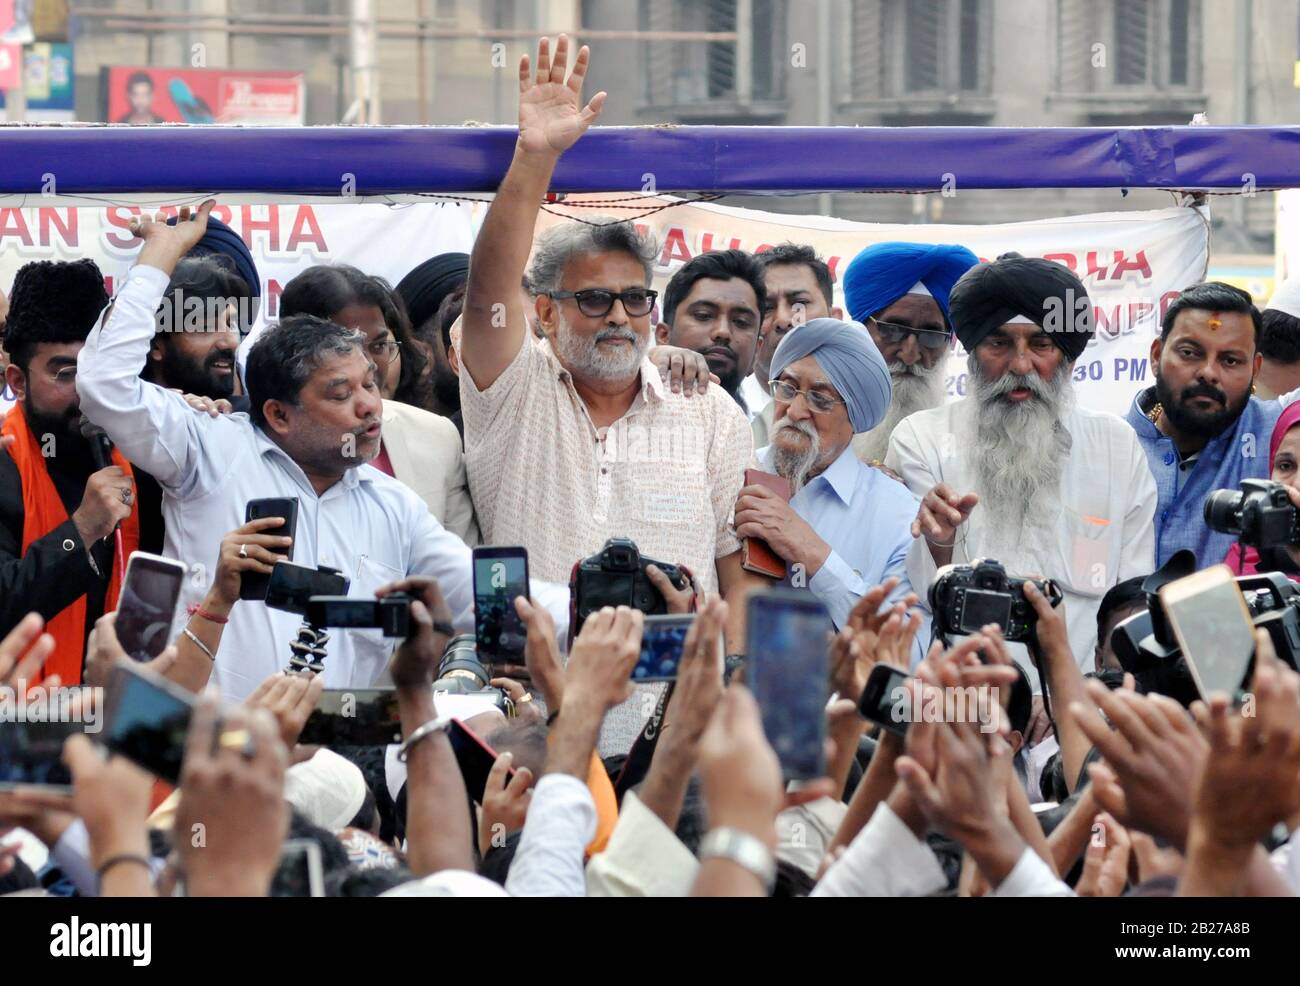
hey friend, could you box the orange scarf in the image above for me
[1,404,139,685]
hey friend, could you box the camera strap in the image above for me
[613,681,676,800]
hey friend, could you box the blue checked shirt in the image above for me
[1125,386,1299,568]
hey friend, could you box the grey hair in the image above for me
[526,217,659,296]
[245,314,368,427]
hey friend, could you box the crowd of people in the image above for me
[4,34,1300,899]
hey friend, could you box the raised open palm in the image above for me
[517,34,606,155]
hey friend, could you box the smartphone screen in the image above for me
[447,718,510,804]
[298,689,401,746]
[745,590,832,780]
[473,547,529,665]
[241,498,298,602]
[0,721,81,792]
[634,615,696,682]
[858,664,912,738]
[1161,569,1256,699]
[103,664,196,784]
[115,552,187,662]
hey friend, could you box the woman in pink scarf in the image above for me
[1225,400,1300,578]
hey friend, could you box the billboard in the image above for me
[103,65,305,125]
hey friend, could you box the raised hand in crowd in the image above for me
[174,698,288,897]
[648,345,716,395]
[377,575,473,877]
[70,464,135,549]
[129,199,216,275]
[82,610,177,692]
[61,735,156,897]
[1181,631,1300,896]
[692,685,785,897]
[1023,581,1090,778]
[1075,811,1132,898]
[478,753,534,853]
[911,482,979,566]
[244,670,325,750]
[0,611,56,692]
[514,595,565,712]
[638,597,727,830]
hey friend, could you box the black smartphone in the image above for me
[240,497,299,601]
[634,614,696,682]
[102,662,197,784]
[0,721,81,793]
[264,562,349,617]
[115,551,187,662]
[305,595,410,638]
[298,689,402,746]
[745,589,832,781]
[858,664,913,738]
[447,717,513,804]
[472,546,529,666]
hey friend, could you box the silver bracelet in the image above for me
[699,827,776,893]
[182,628,216,663]
[397,716,451,762]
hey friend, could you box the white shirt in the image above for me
[739,373,769,421]
[585,789,698,897]
[504,773,595,897]
[76,265,476,701]
[886,398,1157,680]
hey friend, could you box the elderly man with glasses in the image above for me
[841,241,980,464]
[734,317,924,637]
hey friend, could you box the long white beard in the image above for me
[967,356,1074,556]
[853,358,947,463]
[553,311,649,382]
[771,415,822,493]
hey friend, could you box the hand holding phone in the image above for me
[240,498,299,601]
[448,717,514,803]
[745,588,832,780]
[1159,564,1257,700]
[115,552,187,662]
[473,547,529,668]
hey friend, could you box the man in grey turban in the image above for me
[734,317,924,633]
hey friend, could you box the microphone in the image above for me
[78,417,114,471]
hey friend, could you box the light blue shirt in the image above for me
[757,443,923,643]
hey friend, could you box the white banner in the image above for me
[537,196,1211,417]
[1,196,1208,418]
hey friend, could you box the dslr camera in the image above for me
[433,634,510,714]
[569,537,692,636]
[306,595,411,638]
[1204,479,1300,548]
[929,558,1062,643]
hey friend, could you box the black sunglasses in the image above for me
[871,319,950,352]
[549,288,658,319]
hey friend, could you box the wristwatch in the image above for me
[699,827,776,893]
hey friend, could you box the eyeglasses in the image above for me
[770,378,846,414]
[548,288,658,319]
[871,319,950,353]
[367,339,401,361]
[47,366,78,386]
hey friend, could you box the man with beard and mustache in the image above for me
[75,201,486,702]
[143,255,246,403]
[745,244,843,449]
[655,249,766,412]
[0,259,140,683]
[461,37,763,752]
[1125,281,1300,567]
[735,317,921,633]
[887,253,1156,679]
[842,241,979,465]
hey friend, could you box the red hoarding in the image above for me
[105,65,304,125]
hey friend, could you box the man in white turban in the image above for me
[734,317,923,632]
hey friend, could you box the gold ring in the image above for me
[216,728,256,758]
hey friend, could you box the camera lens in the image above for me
[1204,489,1246,535]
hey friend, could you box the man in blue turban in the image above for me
[841,241,978,463]
[734,317,923,634]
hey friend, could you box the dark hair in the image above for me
[346,785,378,834]
[126,71,153,92]
[1261,307,1300,365]
[484,717,549,780]
[432,284,466,353]
[326,865,414,897]
[756,242,835,310]
[270,811,351,897]
[662,249,766,327]
[332,745,398,844]
[1096,575,1149,642]
[156,255,253,339]
[478,830,522,886]
[244,314,365,427]
[279,264,430,408]
[1160,281,1261,343]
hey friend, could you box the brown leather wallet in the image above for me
[740,468,792,580]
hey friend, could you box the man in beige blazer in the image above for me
[381,398,479,545]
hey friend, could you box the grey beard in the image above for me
[853,358,947,463]
[553,315,649,382]
[771,416,822,493]
[967,356,1074,550]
